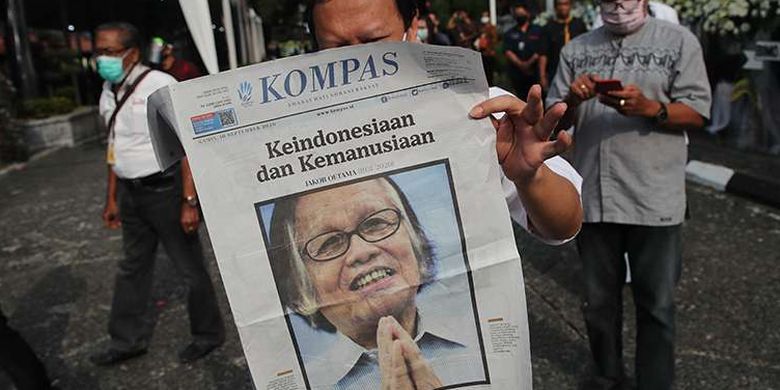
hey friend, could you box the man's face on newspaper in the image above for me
[312,0,414,49]
[294,179,421,336]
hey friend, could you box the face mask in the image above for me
[96,51,128,84]
[481,16,490,24]
[417,28,429,42]
[515,15,529,26]
[601,1,647,35]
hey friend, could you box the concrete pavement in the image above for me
[0,142,778,389]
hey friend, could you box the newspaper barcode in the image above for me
[219,110,237,126]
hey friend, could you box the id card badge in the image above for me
[107,142,116,165]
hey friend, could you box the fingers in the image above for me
[391,340,415,390]
[469,95,527,120]
[378,318,394,389]
[534,102,567,141]
[398,336,443,390]
[541,131,573,160]
[598,94,622,110]
[571,74,597,101]
[521,85,544,126]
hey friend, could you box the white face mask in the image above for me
[481,16,490,24]
[601,1,647,35]
[417,28,429,42]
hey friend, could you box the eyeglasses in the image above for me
[303,208,402,262]
[595,0,641,12]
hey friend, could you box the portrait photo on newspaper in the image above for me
[255,160,489,389]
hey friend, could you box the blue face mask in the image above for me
[96,52,128,84]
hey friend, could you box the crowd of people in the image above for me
[414,0,589,98]
[1,1,712,389]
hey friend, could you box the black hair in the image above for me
[513,1,531,11]
[305,0,419,47]
[95,22,142,50]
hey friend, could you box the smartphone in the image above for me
[595,80,623,94]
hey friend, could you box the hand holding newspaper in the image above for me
[147,42,565,389]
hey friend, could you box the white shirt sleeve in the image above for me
[489,87,583,245]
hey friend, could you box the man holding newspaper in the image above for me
[304,0,584,388]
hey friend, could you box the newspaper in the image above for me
[148,42,532,390]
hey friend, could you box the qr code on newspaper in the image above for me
[218,109,237,126]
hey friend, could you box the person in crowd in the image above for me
[160,43,203,82]
[268,175,486,389]
[446,10,479,49]
[546,0,711,388]
[416,17,432,43]
[538,0,588,92]
[476,11,499,85]
[1,304,51,389]
[503,2,543,99]
[89,22,224,366]
[592,0,680,27]
[424,12,452,45]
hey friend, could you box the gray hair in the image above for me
[95,22,142,49]
[268,176,435,332]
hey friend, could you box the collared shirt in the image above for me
[292,278,486,389]
[547,18,712,226]
[99,64,177,179]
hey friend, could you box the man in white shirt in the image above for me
[90,22,223,366]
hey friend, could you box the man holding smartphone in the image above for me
[547,0,711,389]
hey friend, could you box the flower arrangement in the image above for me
[654,0,780,36]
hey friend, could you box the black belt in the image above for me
[120,170,177,189]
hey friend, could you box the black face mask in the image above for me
[515,15,529,25]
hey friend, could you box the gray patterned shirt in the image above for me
[547,18,711,226]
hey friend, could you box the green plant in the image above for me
[18,97,77,119]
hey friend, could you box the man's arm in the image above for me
[102,167,121,229]
[538,55,549,89]
[471,86,582,241]
[180,157,201,234]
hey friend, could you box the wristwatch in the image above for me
[184,195,199,207]
[654,102,669,124]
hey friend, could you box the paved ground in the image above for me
[0,142,778,389]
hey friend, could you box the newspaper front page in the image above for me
[148,42,532,390]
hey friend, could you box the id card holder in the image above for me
[107,142,116,165]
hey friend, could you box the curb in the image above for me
[0,147,63,180]
[686,160,780,209]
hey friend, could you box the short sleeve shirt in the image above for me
[99,65,178,179]
[546,18,711,226]
[503,25,542,59]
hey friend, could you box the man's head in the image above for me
[269,177,435,336]
[94,22,142,83]
[554,0,573,20]
[599,0,649,35]
[512,2,531,27]
[307,0,419,49]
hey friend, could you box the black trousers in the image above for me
[0,308,50,390]
[577,223,682,390]
[109,173,223,352]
